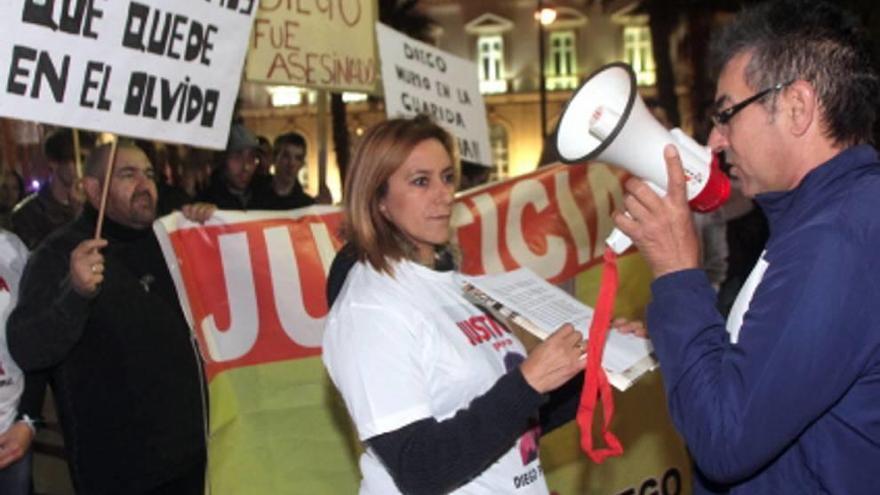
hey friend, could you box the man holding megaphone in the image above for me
[609,0,880,493]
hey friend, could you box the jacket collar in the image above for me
[755,145,878,232]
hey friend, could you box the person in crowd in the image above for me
[256,135,273,177]
[11,128,93,249]
[0,228,37,495]
[263,132,331,209]
[8,129,95,478]
[7,141,214,495]
[134,139,194,217]
[612,0,880,491]
[199,123,272,210]
[691,210,728,291]
[322,116,586,494]
[715,189,769,316]
[169,146,212,200]
[457,159,492,191]
[0,172,25,231]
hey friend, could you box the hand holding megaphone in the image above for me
[612,144,705,277]
[555,62,730,254]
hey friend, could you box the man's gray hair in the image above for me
[710,0,879,146]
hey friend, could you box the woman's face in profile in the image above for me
[379,138,456,263]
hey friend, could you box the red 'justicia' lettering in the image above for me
[457,315,512,347]
[486,315,510,337]
[457,321,480,345]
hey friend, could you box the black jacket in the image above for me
[7,206,206,494]
[198,170,274,210]
[261,181,317,211]
[10,186,78,250]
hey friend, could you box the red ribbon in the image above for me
[576,249,623,463]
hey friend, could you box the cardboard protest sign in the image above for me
[246,0,378,93]
[376,23,493,166]
[0,0,257,149]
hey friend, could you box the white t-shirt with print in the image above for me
[323,259,548,495]
[0,230,28,433]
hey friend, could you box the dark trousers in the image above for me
[143,460,205,495]
[0,449,33,495]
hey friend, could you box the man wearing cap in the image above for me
[199,122,273,209]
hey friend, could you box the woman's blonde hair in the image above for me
[343,116,457,274]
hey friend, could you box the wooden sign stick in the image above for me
[94,136,118,239]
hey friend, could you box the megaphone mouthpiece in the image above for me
[589,106,620,142]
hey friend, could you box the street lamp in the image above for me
[536,1,557,139]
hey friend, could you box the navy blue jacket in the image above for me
[648,145,880,493]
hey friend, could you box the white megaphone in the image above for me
[555,62,730,254]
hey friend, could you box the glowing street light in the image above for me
[535,6,557,25]
[536,1,557,138]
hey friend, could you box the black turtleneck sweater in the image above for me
[7,205,206,495]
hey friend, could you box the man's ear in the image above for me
[82,176,101,206]
[784,80,817,137]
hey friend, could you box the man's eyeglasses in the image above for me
[710,80,794,127]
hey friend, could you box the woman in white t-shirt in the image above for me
[323,116,586,495]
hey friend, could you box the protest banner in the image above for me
[0,0,257,149]
[154,162,691,494]
[376,23,492,166]
[246,0,378,93]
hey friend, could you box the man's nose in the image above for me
[707,126,728,153]
[133,170,156,188]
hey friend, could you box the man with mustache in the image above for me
[7,141,213,494]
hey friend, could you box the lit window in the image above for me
[478,35,507,94]
[342,92,368,103]
[489,123,509,180]
[267,86,303,107]
[623,26,656,86]
[546,30,578,90]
